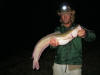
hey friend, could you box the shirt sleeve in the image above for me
[55,26,62,31]
[84,29,96,42]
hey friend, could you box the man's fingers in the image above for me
[50,38,59,46]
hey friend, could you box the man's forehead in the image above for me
[60,12,71,15]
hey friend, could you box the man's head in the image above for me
[57,2,75,25]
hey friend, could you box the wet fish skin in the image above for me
[32,25,82,70]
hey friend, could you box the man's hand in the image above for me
[78,28,86,38]
[50,38,59,46]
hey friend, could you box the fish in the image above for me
[32,25,82,70]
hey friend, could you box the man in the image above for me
[50,2,96,75]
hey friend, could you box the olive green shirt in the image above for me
[51,24,96,65]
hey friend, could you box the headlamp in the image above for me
[59,2,72,13]
[62,5,67,11]
[57,2,74,15]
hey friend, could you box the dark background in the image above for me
[1,0,99,56]
[0,0,100,75]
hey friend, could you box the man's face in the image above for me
[60,13,71,24]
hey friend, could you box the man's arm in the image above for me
[83,29,96,42]
[78,27,96,42]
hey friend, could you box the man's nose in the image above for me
[64,16,67,19]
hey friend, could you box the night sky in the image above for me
[0,0,100,61]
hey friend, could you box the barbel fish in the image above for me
[32,25,82,70]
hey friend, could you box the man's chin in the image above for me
[62,22,69,24]
[62,21,69,24]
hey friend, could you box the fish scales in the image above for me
[32,25,82,70]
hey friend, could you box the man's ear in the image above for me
[71,10,75,16]
[57,12,61,16]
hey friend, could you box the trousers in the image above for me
[53,63,82,75]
